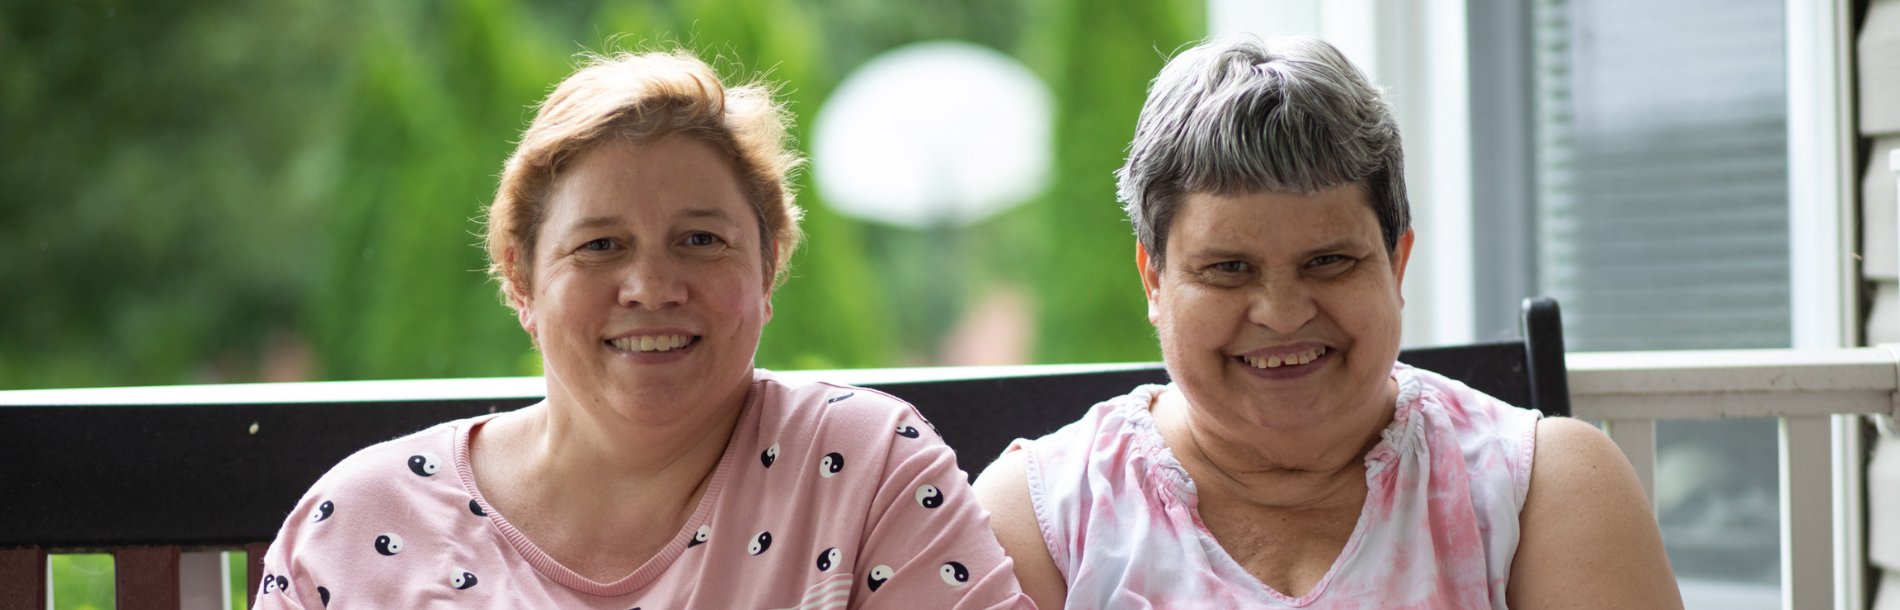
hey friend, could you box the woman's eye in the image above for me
[581,238,615,252]
[684,232,723,247]
[1306,254,1349,268]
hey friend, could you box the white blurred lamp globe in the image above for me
[812,41,1054,228]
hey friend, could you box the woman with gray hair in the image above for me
[975,36,1680,608]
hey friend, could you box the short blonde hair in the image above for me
[484,49,805,305]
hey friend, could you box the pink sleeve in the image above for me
[846,401,1034,610]
[249,435,451,610]
[253,502,318,609]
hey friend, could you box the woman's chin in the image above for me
[1189,378,1365,433]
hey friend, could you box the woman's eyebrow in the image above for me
[678,207,740,224]
[562,216,623,232]
[1185,238,1365,261]
[560,208,740,231]
[1299,239,1363,258]
[1184,247,1253,261]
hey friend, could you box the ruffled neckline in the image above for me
[1118,363,1426,501]
[1110,364,1427,605]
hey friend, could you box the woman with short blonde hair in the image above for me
[258,48,1030,609]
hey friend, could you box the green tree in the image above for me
[1010,0,1203,364]
[1,0,344,389]
[2,0,1201,385]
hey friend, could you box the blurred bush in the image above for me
[1,0,1199,389]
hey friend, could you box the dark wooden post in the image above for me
[0,548,47,610]
[114,546,180,610]
[247,541,271,609]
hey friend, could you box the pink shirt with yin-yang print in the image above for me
[255,370,1031,609]
[1009,363,1540,609]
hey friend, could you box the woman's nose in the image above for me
[1248,279,1315,335]
[618,258,687,310]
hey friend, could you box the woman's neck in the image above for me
[469,377,752,566]
[1155,379,1397,509]
[534,377,749,484]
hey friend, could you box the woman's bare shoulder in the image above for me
[1508,417,1683,609]
[974,449,1069,610]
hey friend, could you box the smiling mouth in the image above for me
[1239,346,1328,369]
[606,334,697,353]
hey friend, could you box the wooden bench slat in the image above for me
[115,546,180,610]
[247,541,270,609]
[0,548,47,610]
[179,551,225,609]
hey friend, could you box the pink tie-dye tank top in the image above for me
[1009,363,1540,609]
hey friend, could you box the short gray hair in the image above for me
[1115,35,1409,263]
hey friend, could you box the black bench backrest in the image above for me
[0,298,1567,551]
[880,296,1571,476]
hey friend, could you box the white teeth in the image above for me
[610,335,692,353]
[1243,347,1326,369]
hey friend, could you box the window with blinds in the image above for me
[1527,0,1790,605]
[1532,0,1791,352]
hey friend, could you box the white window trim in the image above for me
[1785,0,1860,608]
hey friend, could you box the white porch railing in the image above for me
[1570,346,1898,610]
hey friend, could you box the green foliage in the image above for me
[228,551,248,609]
[1021,0,1203,363]
[49,554,113,609]
[2,0,1200,389]
[2,0,340,388]
[305,0,568,380]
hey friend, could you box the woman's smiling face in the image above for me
[519,134,771,423]
[1141,183,1413,432]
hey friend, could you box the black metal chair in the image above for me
[880,296,1571,475]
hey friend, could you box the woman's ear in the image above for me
[761,244,782,324]
[1390,229,1416,289]
[761,284,774,325]
[1137,243,1162,326]
[512,290,535,336]
[503,248,536,339]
